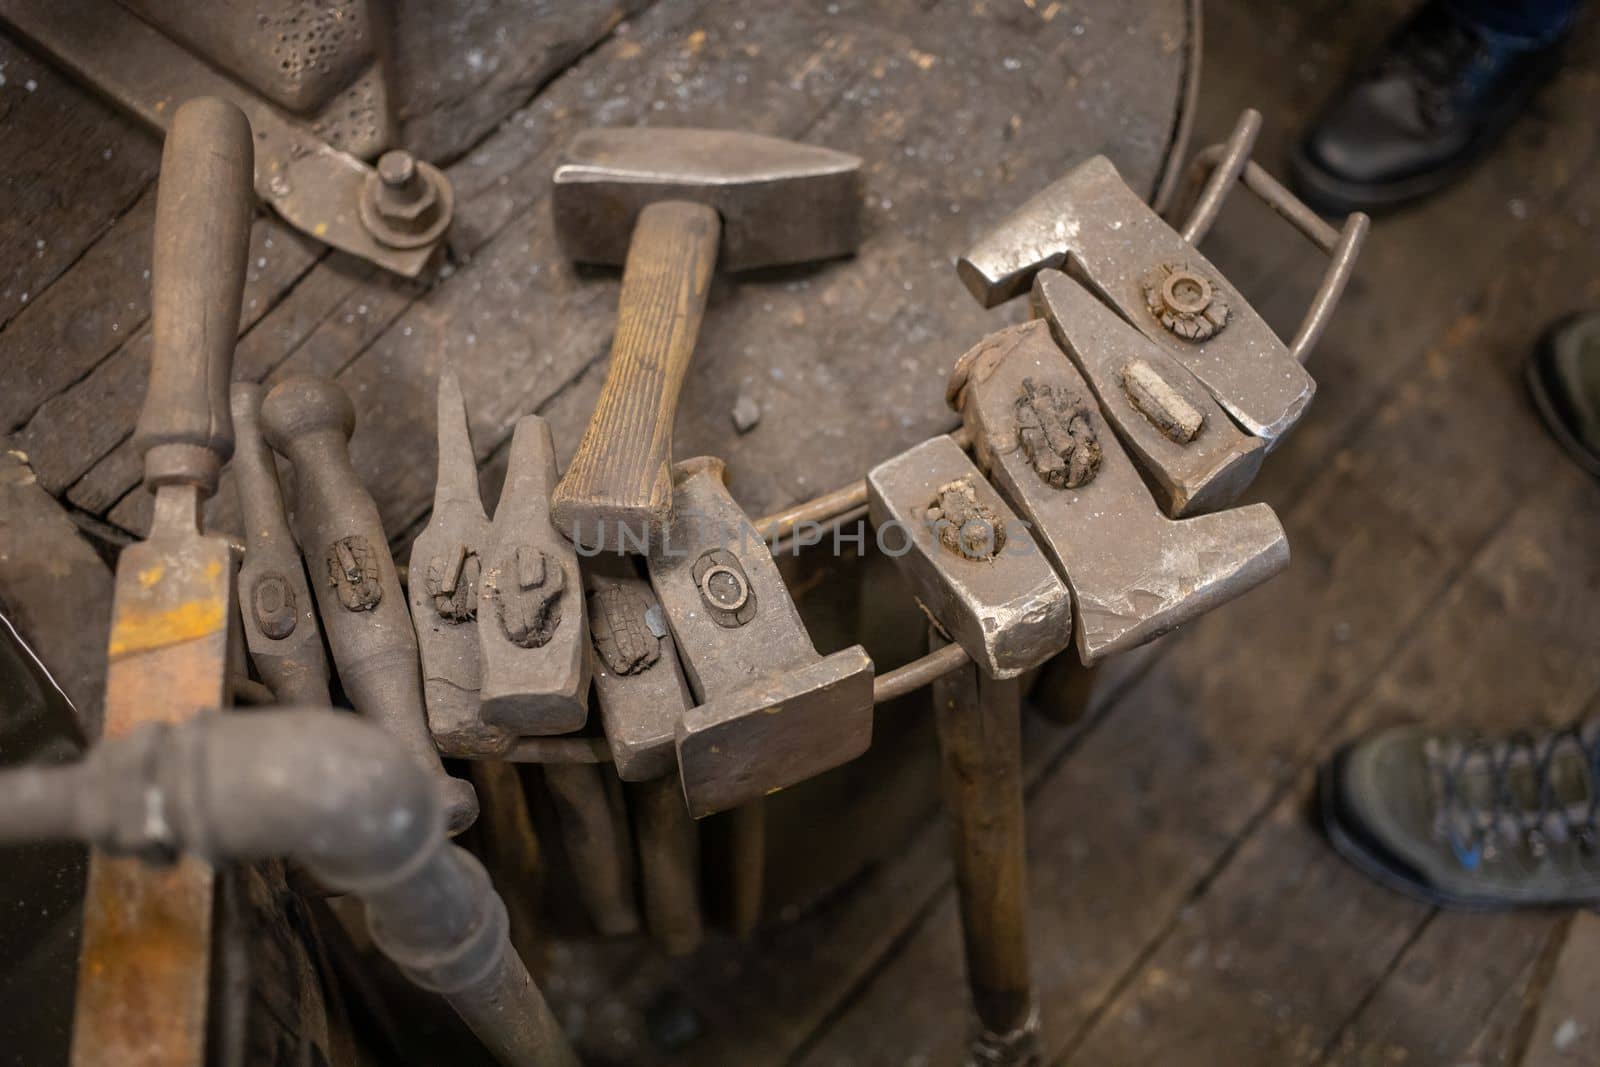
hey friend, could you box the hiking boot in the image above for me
[1527,312,1600,480]
[1321,722,1600,908]
[1291,0,1568,214]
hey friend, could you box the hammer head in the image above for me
[553,128,863,271]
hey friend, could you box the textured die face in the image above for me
[866,435,1072,679]
[956,321,1290,665]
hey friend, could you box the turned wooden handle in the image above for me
[551,200,721,552]
[133,97,254,496]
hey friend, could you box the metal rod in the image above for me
[730,800,766,939]
[1290,211,1370,364]
[930,630,1039,1063]
[873,641,971,704]
[1178,108,1261,245]
[0,710,577,1067]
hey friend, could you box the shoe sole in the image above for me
[1525,340,1600,480]
[1318,750,1600,911]
[1288,143,1478,216]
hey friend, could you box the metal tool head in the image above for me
[477,415,590,735]
[952,321,1289,665]
[408,369,511,758]
[645,458,874,818]
[956,155,1315,445]
[1030,270,1264,518]
[867,435,1073,679]
[553,127,864,271]
[585,554,694,782]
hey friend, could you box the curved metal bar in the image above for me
[1290,211,1370,364]
[873,642,971,704]
[1178,108,1261,245]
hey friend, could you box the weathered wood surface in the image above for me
[3,0,1186,550]
[23,2,1600,1066]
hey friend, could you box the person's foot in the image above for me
[1321,722,1600,908]
[1292,0,1567,214]
[1528,312,1600,479]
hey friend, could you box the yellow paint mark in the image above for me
[137,565,164,588]
[109,598,226,658]
[616,39,643,60]
[909,49,936,70]
[685,29,706,53]
[313,222,329,237]
[204,560,223,580]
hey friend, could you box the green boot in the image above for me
[1527,311,1600,479]
[1321,723,1600,908]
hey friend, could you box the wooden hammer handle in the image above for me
[133,97,254,496]
[551,200,721,552]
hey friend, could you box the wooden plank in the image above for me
[0,34,159,335]
[390,0,647,162]
[13,218,318,496]
[1516,913,1600,1067]
[0,186,154,434]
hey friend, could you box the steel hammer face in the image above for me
[553,127,863,272]
[1030,270,1265,518]
[646,458,874,819]
[477,415,591,735]
[867,436,1073,679]
[954,321,1289,665]
[957,156,1314,446]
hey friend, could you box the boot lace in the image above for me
[1430,724,1600,870]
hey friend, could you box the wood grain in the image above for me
[550,200,719,551]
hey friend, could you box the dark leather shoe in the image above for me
[1528,312,1600,479]
[1292,1,1565,214]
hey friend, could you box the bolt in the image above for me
[252,573,298,640]
[377,150,416,188]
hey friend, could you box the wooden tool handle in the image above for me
[551,200,721,552]
[133,97,255,497]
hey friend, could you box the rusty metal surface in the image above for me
[1030,269,1264,518]
[73,498,233,1067]
[409,370,507,758]
[647,458,873,819]
[584,554,692,783]
[231,383,330,706]
[121,0,384,126]
[955,321,1289,666]
[478,415,590,736]
[259,376,479,833]
[955,153,1316,446]
[552,127,864,272]
[0,0,450,276]
[866,435,1072,680]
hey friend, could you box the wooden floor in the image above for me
[5,0,1600,1064]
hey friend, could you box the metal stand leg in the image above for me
[630,772,704,956]
[730,800,766,939]
[543,762,640,937]
[930,629,1040,1066]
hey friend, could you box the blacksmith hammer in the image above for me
[956,114,1367,448]
[647,458,875,819]
[867,435,1073,679]
[951,321,1289,665]
[260,376,479,833]
[548,128,862,552]
[586,554,705,953]
[72,96,250,1067]
[232,383,331,707]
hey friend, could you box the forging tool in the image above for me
[548,128,863,552]
[70,96,251,1067]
